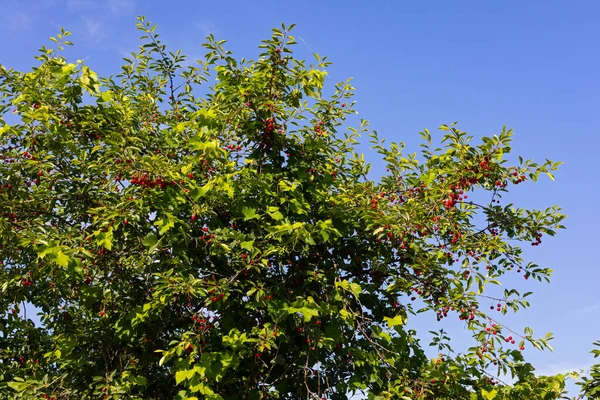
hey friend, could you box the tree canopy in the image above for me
[2,17,588,400]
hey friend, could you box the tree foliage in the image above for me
[0,18,576,400]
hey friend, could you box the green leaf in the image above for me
[175,368,196,384]
[103,228,113,250]
[267,207,284,220]
[336,280,362,296]
[99,90,113,102]
[287,306,319,322]
[384,315,405,328]
[220,352,234,368]
[339,308,353,322]
[142,234,159,249]
[155,214,176,235]
[477,277,484,295]
[7,381,27,392]
[56,251,69,267]
[242,207,258,220]
[240,240,254,251]
[481,389,497,400]
[190,182,212,201]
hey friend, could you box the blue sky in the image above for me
[3,0,599,395]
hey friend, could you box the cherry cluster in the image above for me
[531,232,543,246]
[130,173,176,190]
[314,120,325,136]
[511,170,527,184]
[444,183,468,209]
[259,117,278,151]
[225,144,242,151]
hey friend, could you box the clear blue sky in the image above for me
[3,0,599,395]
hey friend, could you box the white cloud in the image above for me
[66,0,94,9]
[66,0,134,16]
[6,11,33,31]
[195,18,217,37]
[84,17,106,43]
[1,0,58,32]
[107,0,135,15]
[536,362,592,377]
[581,304,600,314]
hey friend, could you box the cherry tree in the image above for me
[0,18,569,400]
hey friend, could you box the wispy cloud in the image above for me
[65,0,94,9]
[66,0,135,16]
[581,304,600,314]
[63,0,135,47]
[2,0,58,32]
[107,0,135,16]
[536,362,592,377]
[6,11,33,31]
[195,18,217,38]
[83,17,106,43]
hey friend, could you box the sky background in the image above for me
[2,0,599,396]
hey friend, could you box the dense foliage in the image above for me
[1,17,588,400]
